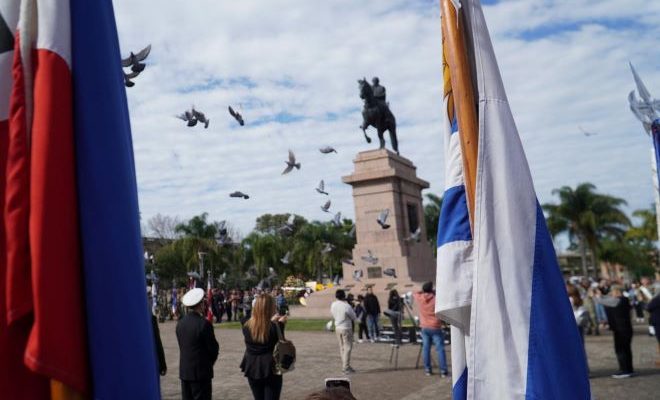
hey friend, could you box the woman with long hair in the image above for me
[240,294,287,400]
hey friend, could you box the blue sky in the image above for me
[114,0,660,243]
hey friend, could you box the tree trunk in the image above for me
[579,239,589,278]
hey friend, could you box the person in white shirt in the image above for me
[331,290,357,374]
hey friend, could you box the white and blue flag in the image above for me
[435,1,591,399]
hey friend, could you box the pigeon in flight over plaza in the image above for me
[123,70,141,88]
[346,224,356,238]
[321,243,335,254]
[281,251,291,265]
[229,191,250,199]
[377,209,391,229]
[121,44,151,87]
[361,250,378,265]
[187,271,201,280]
[192,108,210,129]
[316,180,329,195]
[279,215,296,235]
[353,269,363,282]
[122,44,151,72]
[176,109,198,127]
[343,258,355,266]
[217,220,228,237]
[319,146,337,154]
[282,150,301,175]
[332,212,342,227]
[404,227,421,243]
[228,106,245,126]
[578,126,597,137]
[383,268,397,278]
[321,199,331,213]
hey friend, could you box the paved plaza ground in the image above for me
[158,321,659,399]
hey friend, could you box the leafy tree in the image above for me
[175,212,219,239]
[543,183,630,277]
[147,213,182,239]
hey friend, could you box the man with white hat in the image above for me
[176,288,220,400]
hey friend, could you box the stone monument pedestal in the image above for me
[341,149,435,290]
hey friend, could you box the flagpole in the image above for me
[441,0,479,229]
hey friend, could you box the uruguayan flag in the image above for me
[435,1,591,399]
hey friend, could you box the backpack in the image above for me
[272,323,296,375]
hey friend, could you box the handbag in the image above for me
[273,323,296,375]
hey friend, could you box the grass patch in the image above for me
[216,318,330,331]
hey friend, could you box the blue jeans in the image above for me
[366,314,379,340]
[421,328,448,373]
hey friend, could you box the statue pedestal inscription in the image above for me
[342,149,435,287]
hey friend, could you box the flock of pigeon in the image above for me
[123,44,421,285]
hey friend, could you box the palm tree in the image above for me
[424,193,443,250]
[175,212,219,239]
[542,183,630,277]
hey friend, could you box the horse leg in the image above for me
[378,129,385,150]
[389,124,399,155]
[362,127,372,143]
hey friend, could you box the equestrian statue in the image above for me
[358,77,399,154]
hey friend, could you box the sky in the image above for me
[113,0,660,241]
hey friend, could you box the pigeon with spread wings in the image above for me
[321,199,331,213]
[229,191,249,199]
[316,180,329,195]
[361,250,378,265]
[377,209,391,229]
[121,44,151,87]
[282,150,301,175]
[319,146,337,154]
[176,110,198,127]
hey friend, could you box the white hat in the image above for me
[182,288,205,307]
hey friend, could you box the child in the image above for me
[354,295,369,343]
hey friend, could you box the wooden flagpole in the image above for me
[441,0,479,230]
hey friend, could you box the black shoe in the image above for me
[611,371,633,379]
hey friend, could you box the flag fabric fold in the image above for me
[70,0,160,397]
[436,1,591,399]
[2,0,160,398]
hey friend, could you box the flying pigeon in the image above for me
[332,275,340,285]
[229,191,249,199]
[404,227,421,242]
[176,110,198,127]
[279,215,296,235]
[321,243,335,254]
[187,271,201,280]
[217,272,227,284]
[217,220,228,237]
[316,180,329,195]
[377,209,391,229]
[352,269,363,282]
[319,146,337,154]
[281,251,291,264]
[361,250,378,265]
[282,150,301,175]
[346,224,356,238]
[578,126,597,137]
[332,212,342,227]
[383,268,397,278]
[343,258,355,266]
[123,70,141,87]
[228,106,245,126]
[121,44,151,73]
[321,199,331,213]
[192,107,210,129]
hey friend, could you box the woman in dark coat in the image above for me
[386,290,403,346]
[240,294,287,400]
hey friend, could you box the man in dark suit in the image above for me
[177,288,220,400]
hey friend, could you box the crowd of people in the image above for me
[567,276,660,379]
[147,274,659,399]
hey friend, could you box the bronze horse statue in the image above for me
[358,78,399,154]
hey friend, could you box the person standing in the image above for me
[646,292,660,367]
[176,288,220,400]
[363,286,381,342]
[240,294,288,400]
[413,282,448,377]
[331,290,357,374]
[597,285,634,378]
[386,290,403,346]
[354,295,369,343]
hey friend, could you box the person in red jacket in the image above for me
[413,282,448,377]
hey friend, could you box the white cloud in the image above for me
[114,0,660,239]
